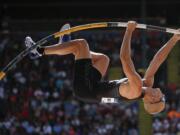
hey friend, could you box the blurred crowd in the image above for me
[0,30,179,135]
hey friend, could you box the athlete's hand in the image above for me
[172,29,180,41]
[143,88,164,104]
[126,21,137,32]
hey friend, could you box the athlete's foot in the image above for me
[58,23,71,44]
[25,36,42,59]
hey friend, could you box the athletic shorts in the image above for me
[73,59,101,102]
[73,58,126,103]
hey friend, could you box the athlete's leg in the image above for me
[43,39,91,60]
[26,37,109,77]
[45,47,109,76]
[91,51,109,77]
[25,24,72,59]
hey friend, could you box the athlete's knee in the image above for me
[96,54,110,65]
[76,39,89,50]
[101,54,110,64]
[73,39,89,55]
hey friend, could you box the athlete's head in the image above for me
[142,87,165,114]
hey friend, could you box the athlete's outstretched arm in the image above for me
[120,21,142,98]
[144,31,180,87]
